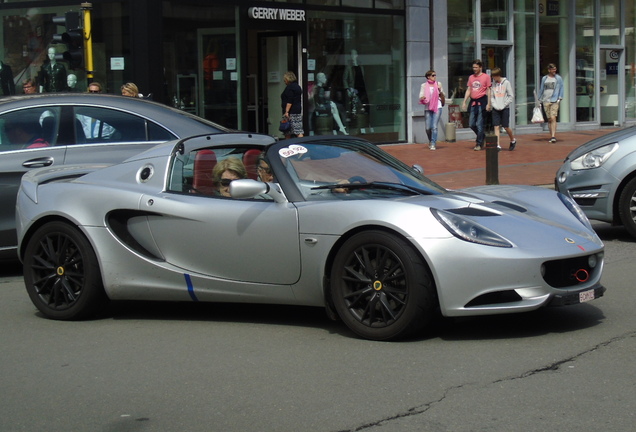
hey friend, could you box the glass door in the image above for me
[253,32,299,136]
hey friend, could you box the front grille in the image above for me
[542,255,598,288]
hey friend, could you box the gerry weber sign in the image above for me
[248,7,306,22]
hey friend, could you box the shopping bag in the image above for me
[531,106,545,124]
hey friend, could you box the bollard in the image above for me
[484,134,499,185]
[445,122,456,142]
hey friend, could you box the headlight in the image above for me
[431,208,512,248]
[558,192,593,231]
[570,143,618,170]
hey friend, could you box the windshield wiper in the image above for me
[311,181,433,195]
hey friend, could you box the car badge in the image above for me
[373,281,383,291]
[565,238,575,244]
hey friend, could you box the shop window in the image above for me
[307,12,405,142]
[163,5,237,129]
[600,0,621,45]
[575,0,596,122]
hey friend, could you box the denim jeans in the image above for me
[425,109,442,145]
[469,104,486,146]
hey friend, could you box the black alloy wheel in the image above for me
[23,221,107,320]
[330,230,435,340]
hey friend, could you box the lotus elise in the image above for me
[17,133,605,340]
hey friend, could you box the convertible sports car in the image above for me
[17,133,606,340]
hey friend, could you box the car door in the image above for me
[63,106,176,165]
[0,107,66,253]
[142,192,302,285]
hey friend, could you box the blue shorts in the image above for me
[491,107,510,128]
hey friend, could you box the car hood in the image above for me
[443,184,600,245]
[564,126,636,161]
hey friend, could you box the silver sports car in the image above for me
[17,133,606,340]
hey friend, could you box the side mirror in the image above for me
[229,179,287,203]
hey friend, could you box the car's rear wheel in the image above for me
[330,230,436,340]
[618,177,636,239]
[23,221,107,320]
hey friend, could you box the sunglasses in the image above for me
[257,165,271,174]
[429,74,436,77]
[89,90,100,93]
[219,178,235,187]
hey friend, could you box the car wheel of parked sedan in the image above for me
[23,221,107,320]
[618,177,636,239]
[330,230,436,341]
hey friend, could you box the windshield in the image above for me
[274,139,446,201]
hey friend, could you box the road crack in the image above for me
[337,332,636,432]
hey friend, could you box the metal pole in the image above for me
[485,134,499,185]
[81,2,94,83]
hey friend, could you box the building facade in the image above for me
[1,0,634,144]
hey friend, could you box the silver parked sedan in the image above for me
[556,126,636,238]
[0,93,228,260]
[17,134,605,340]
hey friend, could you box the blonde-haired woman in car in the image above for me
[213,157,248,197]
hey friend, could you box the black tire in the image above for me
[330,230,436,341]
[23,221,107,320]
[618,177,636,239]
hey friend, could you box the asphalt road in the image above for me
[0,222,634,432]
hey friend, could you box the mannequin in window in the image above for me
[39,47,67,92]
[0,60,15,95]
[312,72,347,135]
[66,73,78,92]
[343,49,369,110]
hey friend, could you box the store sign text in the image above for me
[248,7,306,22]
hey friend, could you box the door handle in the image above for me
[22,157,54,168]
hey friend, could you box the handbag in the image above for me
[279,116,291,132]
[531,105,545,124]
[440,91,445,107]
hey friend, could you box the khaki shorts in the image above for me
[543,101,560,119]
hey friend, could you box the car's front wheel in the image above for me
[618,177,636,239]
[23,221,107,320]
[330,230,436,340]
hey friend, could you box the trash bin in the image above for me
[445,122,456,142]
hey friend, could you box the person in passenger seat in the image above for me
[5,118,49,148]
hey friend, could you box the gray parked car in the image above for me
[556,126,636,238]
[17,134,605,340]
[0,93,229,260]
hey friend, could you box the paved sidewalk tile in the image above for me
[381,128,619,189]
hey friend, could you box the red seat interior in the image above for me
[243,149,262,180]
[192,149,217,195]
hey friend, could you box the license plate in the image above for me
[579,289,595,303]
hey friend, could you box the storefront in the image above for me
[0,0,406,143]
[2,1,635,145]
[442,0,636,143]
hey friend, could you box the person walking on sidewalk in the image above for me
[539,63,563,143]
[462,59,491,151]
[490,67,517,150]
[419,69,445,151]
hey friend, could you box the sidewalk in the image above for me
[381,127,620,189]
